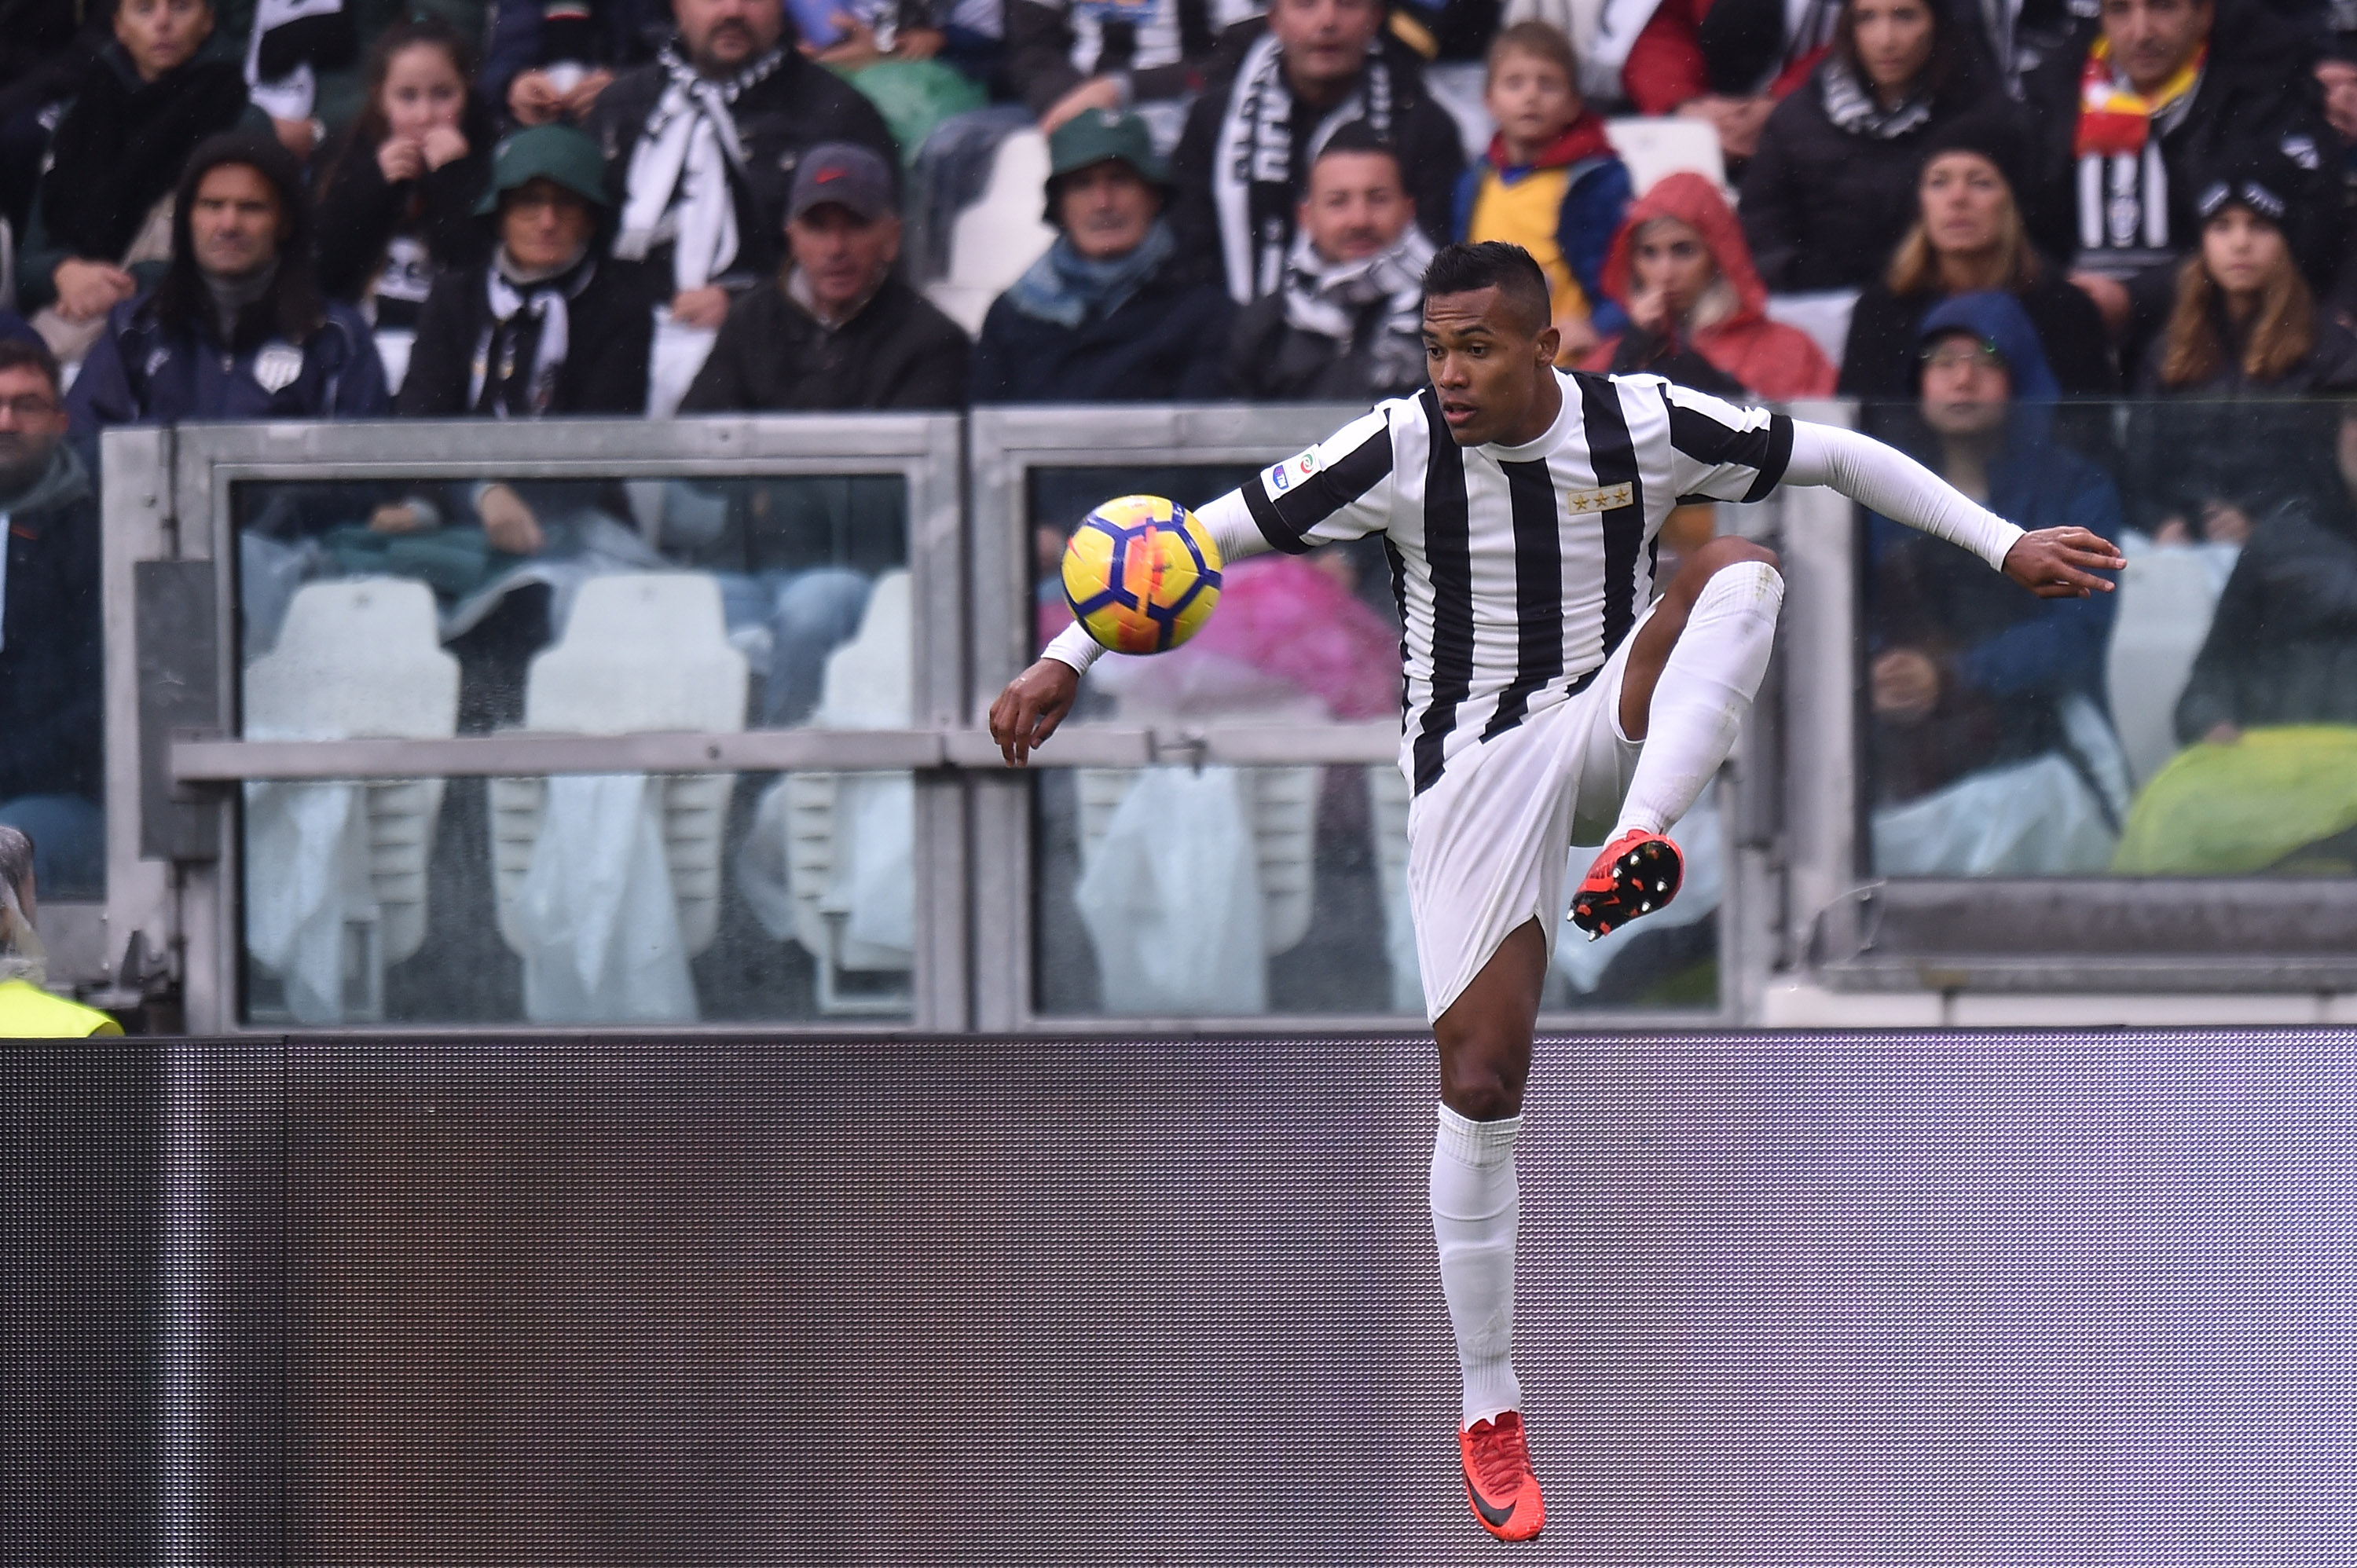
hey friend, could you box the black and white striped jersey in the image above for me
[1196,370,1794,794]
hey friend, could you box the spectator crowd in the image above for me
[11,0,2357,890]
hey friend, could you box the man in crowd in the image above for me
[2022,0,2337,346]
[1169,0,1462,305]
[681,141,968,411]
[67,130,388,441]
[0,339,105,899]
[971,108,1232,403]
[1227,122,1435,400]
[591,0,896,332]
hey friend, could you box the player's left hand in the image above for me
[2001,526,2124,599]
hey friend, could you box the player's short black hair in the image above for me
[1421,241,1551,336]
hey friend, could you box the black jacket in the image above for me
[1839,266,2119,400]
[313,96,500,324]
[1223,290,1425,402]
[0,445,101,806]
[2176,491,2357,740]
[396,256,654,416]
[680,273,969,412]
[2124,308,2357,530]
[1739,68,2003,292]
[1167,29,1463,295]
[588,46,896,299]
[2019,4,2341,340]
[972,265,1231,403]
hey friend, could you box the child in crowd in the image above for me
[1453,20,1633,362]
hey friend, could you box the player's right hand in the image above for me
[2000,526,2124,599]
[988,659,1080,767]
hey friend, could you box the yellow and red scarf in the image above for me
[2074,35,2204,159]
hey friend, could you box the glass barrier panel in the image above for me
[1857,395,2357,881]
[0,430,104,900]
[229,473,913,1026]
[1029,765,1723,1019]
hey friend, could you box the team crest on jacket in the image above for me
[252,342,304,394]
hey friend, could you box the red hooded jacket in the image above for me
[1581,171,1836,401]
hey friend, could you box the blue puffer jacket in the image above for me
[65,291,388,444]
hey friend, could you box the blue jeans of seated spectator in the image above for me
[0,795,105,900]
[764,568,875,728]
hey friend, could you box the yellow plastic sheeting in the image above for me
[2113,725,2357,875]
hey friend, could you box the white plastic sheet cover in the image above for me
[244,778,375,1024]
[506,773,699,1024]
[1871,694,2128,877]
[1074,766,1267,1016]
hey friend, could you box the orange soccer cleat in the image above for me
[1569,829,1682,940]
[1459,1411,1545,1542]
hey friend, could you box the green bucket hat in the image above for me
[475,123,610,216]
[1043,109,1168,222]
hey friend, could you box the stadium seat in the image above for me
[242,577,460,1021]
[1604,116,1728,194]
[1764,289,1859,367]
[2106,547,2223,789]
[1367,763,1423,1015]
[925,127,1058,336]
[1076,763,1320,959]
[490,574,747,998]
[765,569,917,1014]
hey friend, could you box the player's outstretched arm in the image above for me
[1783,421,2124,595]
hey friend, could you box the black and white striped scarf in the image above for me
[613,42,787,291]
[1819,57,1934,140]
[1279,222,1435,388]
[1210,31,1395,305]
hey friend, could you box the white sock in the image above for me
[1615,560,1784,837]
[1431,1105,1522,1428]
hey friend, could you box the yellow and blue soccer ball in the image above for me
[1061,495,1222,654]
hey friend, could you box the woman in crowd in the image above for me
[2128,145,2357,546]
[1839,110,2116,402]
[19,0,258,361]
[313,17,497,334]
[1737,0,1994,294]
[387,124,649,556]
[1581,171,1836,400]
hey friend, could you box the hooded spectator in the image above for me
[1227,122,1434,401]
[2175,401,2357,744]
[2119,145,2357,551]
[2021,0,2338,346]
[1168,0,1464,304]
[19,0,260,361]
[312,17,497,331]
[1453,20,1634,357]
[1582,170,1836,399]
[680,141,968,411]
[1866,290,2127,874]
[1739,0,1999,292]
[973,108,1231,404]
[589,0,897,332]
[66,130,390,441]
[1840,107,2117,401]
[0,339,104,901]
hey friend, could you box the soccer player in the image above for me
[988,241,2121,1541]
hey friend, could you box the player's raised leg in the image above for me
[1430,918,1549,1541]
[1571,536,1784,938]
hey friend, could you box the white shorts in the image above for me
[1406,605,1653,1021]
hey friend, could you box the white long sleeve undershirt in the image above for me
[1039,419,2025,678]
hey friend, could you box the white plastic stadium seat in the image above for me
[489,573,748,961]
[926,128,1058,335]
[1076,764,1320,959]
[777,570,917,1014]
[1604,116,1728,195]
[244,577,460,1019]
[2106,548,2223,789]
